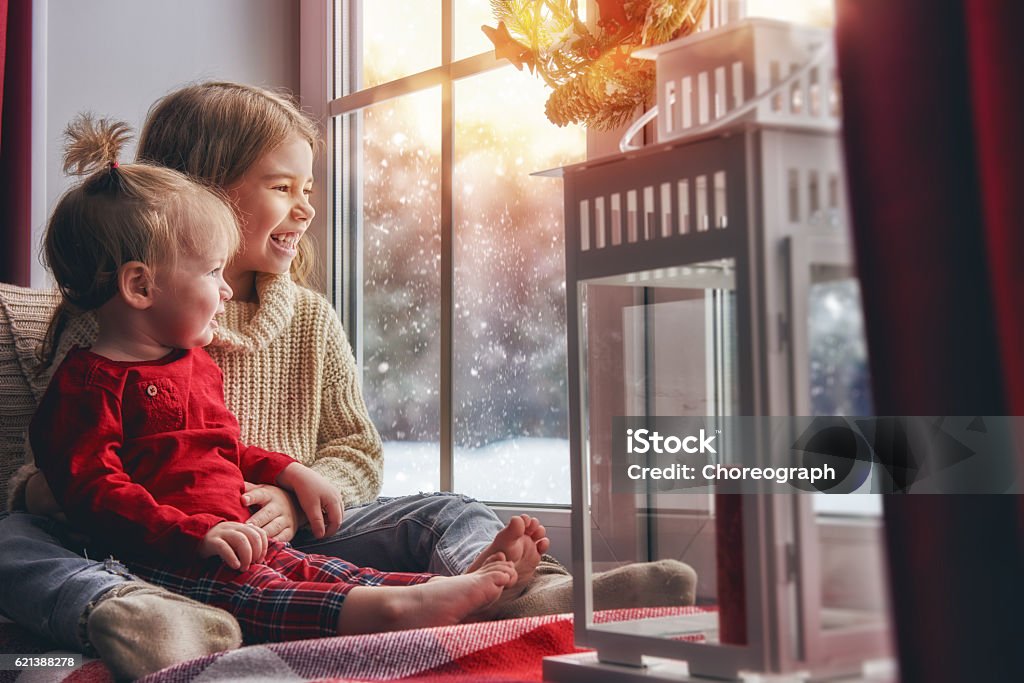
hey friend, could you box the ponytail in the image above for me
[38,113,239,370]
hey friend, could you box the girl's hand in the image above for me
[198,521,268,571]
[276,463,343,539]
[25,472,68,523]
[242,482,306,542]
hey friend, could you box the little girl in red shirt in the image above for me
[30,115,546,643]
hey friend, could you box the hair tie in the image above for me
[110,160,120,169]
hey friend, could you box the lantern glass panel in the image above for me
[578,259,738,643]
[803,267,889,635]
[807,267,873,418]
[813,512,890,634]
[808,265,881,511]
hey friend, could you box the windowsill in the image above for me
[491,505,571,528]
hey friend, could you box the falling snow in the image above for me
[355,68,585,502]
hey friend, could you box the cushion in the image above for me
[0,283,60,505]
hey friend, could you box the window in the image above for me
[317,1,586,505]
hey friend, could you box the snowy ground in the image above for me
[380,437,572,504]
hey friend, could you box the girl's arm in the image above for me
[30,380,224,559]
[307,308,384,507]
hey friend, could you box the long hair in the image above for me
[38,114,239,370]
[137,81,322,288]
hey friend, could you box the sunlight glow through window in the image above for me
[746,0,835,26]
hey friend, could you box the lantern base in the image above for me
[542,651,897,683]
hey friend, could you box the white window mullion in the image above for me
[299,0,335,302]
[439,0,455,492]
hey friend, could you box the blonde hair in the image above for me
[137,81,321,287]
[39,114,239,369]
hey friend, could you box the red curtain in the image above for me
[966,2,1024,418]
[0,0,7,133]
[835,2,1024,681]
[0,0,31,286]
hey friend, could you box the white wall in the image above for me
[32,0,299,287]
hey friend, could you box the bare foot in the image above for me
[466,515,550,599]
[338,557,516,634]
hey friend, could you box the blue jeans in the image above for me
[292,493,505,575]
[0,493,504,649]
[0,511,135,650]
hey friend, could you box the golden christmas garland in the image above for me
[483,0,708,131]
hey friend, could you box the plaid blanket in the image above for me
[1,607,711,683]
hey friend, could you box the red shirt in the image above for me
[30,347,295,563]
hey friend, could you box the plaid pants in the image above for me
[129,541,434,642]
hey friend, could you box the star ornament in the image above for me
[608,46,634,71]
[482,21,534,71]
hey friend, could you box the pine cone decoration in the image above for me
[545,77,604,128]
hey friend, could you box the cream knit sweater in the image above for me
[7,273,383,511]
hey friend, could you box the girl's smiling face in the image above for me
[224,134,315,301]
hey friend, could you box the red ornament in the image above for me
[588,46,601,60]
[595,0,629,27]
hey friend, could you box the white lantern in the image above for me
[541,16,894,683]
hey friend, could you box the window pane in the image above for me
[360,1,440,87]
[452,68,585,504]
[359,88,442,496]
[454,0,495,61]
